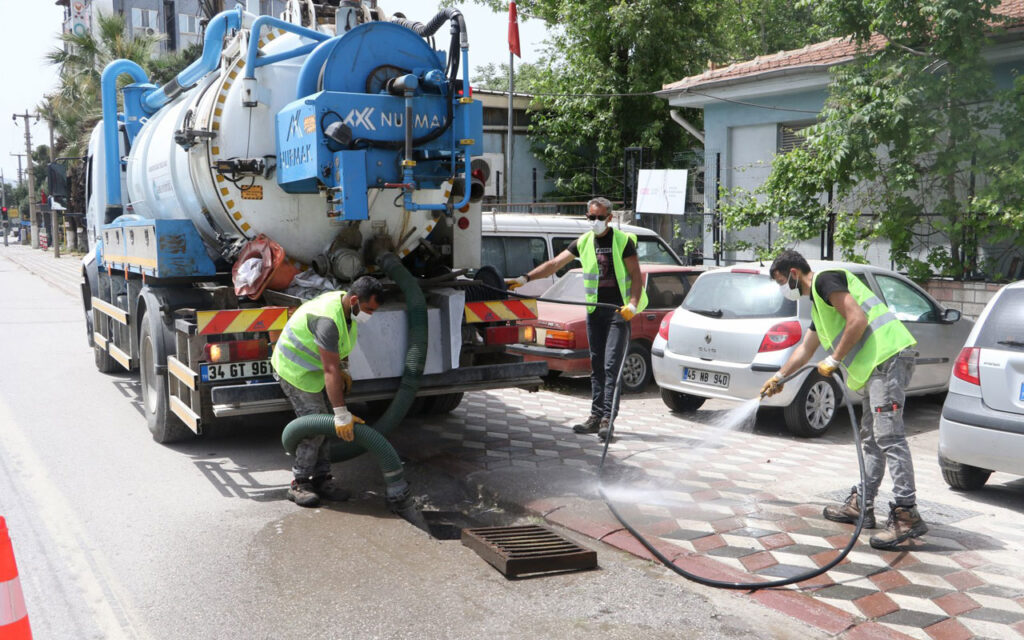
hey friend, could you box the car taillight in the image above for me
[758,321,802,352]
[953,347,980,385]
[204,339,269,363]
[521,325,536,344]
[658,310,675,340]
[545,330,575,349]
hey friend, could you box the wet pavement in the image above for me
[7,243,1024,639]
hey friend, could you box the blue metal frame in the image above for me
[244,15,330,80]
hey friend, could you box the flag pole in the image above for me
[507,51,514,209]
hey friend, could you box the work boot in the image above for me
[572,414,603,434]
[870,503,928,550]
[597,418,613,441]
[287,479,321,508]
[312,475,351,502]
[823,486,876,529]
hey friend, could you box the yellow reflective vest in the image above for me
[271,291,357,393]
[577,228,649,314]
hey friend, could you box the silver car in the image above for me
[651,261,974,437]
[938,280,1024,490]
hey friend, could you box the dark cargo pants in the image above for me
[586,306,631,421]
[275,373,332,479]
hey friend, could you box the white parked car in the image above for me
[651,261,974,437]
[938,279,1024,490]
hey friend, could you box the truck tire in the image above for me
[661,388,705,413]
[140,310,193,444]
[423,392,464,415]
[783,372,840,438]
[621,342,652,393]
[94,340,119,373]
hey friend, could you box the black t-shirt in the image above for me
[808,271,849,333]
[568,231,638,305]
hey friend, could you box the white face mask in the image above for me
[590,219,607,234]
[351,302,372,325]
[779,273,801,301]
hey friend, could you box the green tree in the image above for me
[472,61,544,93]
[721,0,1024,280]
[714,0,830,62]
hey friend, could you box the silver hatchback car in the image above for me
[938,280,1024,490]
[651,261,974,436]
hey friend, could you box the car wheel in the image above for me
[661,388,706,413]
[938,454,992,491]
[784,372,840,437]
[621,343,652,393]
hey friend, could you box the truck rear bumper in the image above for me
[208,361,548,417]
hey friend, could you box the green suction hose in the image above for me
[280,252,428,504]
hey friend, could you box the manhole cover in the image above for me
[461,525,597,579]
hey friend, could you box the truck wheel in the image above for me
[423,393,464,415]
[783,372,840,438]
[621,342,652,393]
[94,340,119,373]
[82,275,95,348]
[140,310,193,444]
[939,454,992,490]
[661,388,705,413]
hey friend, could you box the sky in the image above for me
[0,0,548,190]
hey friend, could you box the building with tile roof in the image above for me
[658,1,1024,273]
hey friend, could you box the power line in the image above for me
[483,88,822,114]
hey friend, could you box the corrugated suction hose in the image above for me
[280,252,427,505]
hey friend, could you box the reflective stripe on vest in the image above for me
[576,229,649,313]
[271,291,356,393]
[811,269,916,391]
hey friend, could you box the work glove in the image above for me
[760,373,784,398]
[333,405,364,442]
[339,369,352,395]
[505,275,529,290]
[817,355,840,377]
[618,303,638,321]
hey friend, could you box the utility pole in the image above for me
[12,111,39,249]
[44,111,60,258]
[9,153,25,188]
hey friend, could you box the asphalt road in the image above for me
[0,252,832,639]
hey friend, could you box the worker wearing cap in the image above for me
[761,249,924,550]
[507,197,648,441]
[272,275,384,508]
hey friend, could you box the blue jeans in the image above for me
[586,307,631,420]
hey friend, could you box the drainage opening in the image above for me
[461,525,598,579]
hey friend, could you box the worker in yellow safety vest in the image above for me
[271,276,384,508]
[507,197,647,441]
[761,249,926,550]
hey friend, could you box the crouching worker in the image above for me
[761,250,926,550]
[271,276,384,508]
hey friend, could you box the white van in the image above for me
[481,212,682,297]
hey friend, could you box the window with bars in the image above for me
[777,121,815,153]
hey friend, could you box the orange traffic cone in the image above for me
[0,517,32,639]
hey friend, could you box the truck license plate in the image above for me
[683,367,729,388]
[200,360,272,382]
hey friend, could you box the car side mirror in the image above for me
[943,308,961,323]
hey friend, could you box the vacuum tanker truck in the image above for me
[79,1,544,443]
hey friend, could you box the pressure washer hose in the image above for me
[481,279,871,589]
[280,252,427,505]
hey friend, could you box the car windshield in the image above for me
[976,289,1024,350]
[542,271,587,303]
[635,238,681,265]
[682,271,797,319]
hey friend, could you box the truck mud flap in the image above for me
[209,361,548,418]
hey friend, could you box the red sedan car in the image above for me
[509,265,705,392]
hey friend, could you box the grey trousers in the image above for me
[858,349,918,508]
[276,373,331,479]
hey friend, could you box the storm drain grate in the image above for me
[461,525,598,579]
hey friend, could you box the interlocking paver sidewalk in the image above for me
[391,386,1024,640]
[1,244,82,297]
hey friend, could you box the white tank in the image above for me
[123,26,450,266]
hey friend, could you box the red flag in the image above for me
[508,2,521,58]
